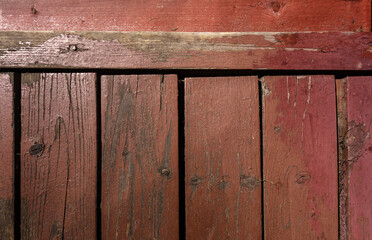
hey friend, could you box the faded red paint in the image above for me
[263,76,338,239]
[0,73,14,239]
[21,73,97,239]
[185,77,261,239]
[0,0,370,32]
[101,75,179,240]
[0,32,371,70]
[347,77,372,240]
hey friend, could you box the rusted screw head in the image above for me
[161,168,171,177]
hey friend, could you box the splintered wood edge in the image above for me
[0,31,371,70]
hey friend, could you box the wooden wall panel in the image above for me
[1,32,372,71]
[101,75,178,240]
[185,76,261,239]
[20,73,96,240]
[345,77,372,240]
[0,0,370,32]
[0,73,14,239]
[262,76,338,239]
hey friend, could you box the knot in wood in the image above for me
[240,174,259,191]
[295,172,311,184]
[30,142,45,156]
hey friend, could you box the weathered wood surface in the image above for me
[21,73,96,239]
[101,75,178,240]
[337,78,349,240]
[0,73,14,239]
[262,76,338,239]
[345,77,372,240]
[185,76,261,239]
[0,31,371,70]
[0,0,369,32]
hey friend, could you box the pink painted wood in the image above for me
[346,77,372,240]
[0,0,370,32]
[101,75,179,240]
[0,73,14,239]
[262,75,338,239]
[185,76,261,239]
[21,73,97,239]
[0,31,371,70]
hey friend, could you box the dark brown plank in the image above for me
[262,76,338,239]
[185,76,261,239]
[345,77,372,240]
[101,74,178,240]
[0,0,369,32]
[336,78,349,240]
[0,31,371,70]
[0,73,14,239]
[21,73,96,239]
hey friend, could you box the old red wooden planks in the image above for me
[101,75,179,240]
[343,77,372,240]
[185,76,261,239]
[0,0,370,32]
[0,73,14,239]
[262,76,338,239]
[20,73,97,239]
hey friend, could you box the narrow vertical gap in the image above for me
[96,73,102,240]
[13,72,21,240]
[258,78,265,240]
[177,76,186,240]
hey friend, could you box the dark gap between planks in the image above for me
[96,74,102,240]
[258,79,265,240]
[1,69,372,78]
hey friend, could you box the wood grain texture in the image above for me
[185,76,261,239]
[345,77,372,240]
[262,76,338,239]
[0,0,370,32]
[21,73,96,240]
[101,75,178,240]
[0,73,14,239]
[0,31,371,70]
[337,78,349,240]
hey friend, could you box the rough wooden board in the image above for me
[20,73,96,240]
[0,73,14,239]
[346,77,372,240]
[0,31,371,70]
[101,74,178,240]
[185,76,261,239]
[0,0,370,32]
[262,75,338,239]
[336,78,349,240]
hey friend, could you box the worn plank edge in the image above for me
[0,31,371,70]
[336,79,348,240]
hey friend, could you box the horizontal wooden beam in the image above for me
[0,31,371,70]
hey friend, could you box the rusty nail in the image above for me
[161,168,171,177]
[68,44,77,52]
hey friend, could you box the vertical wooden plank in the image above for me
[185,76,261,239]
[337,78,349,240]
[21,73,96,240]
[346,76,372,240]
[0,73,14,239]
[262,76,338,239]
[101,74,178,240]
